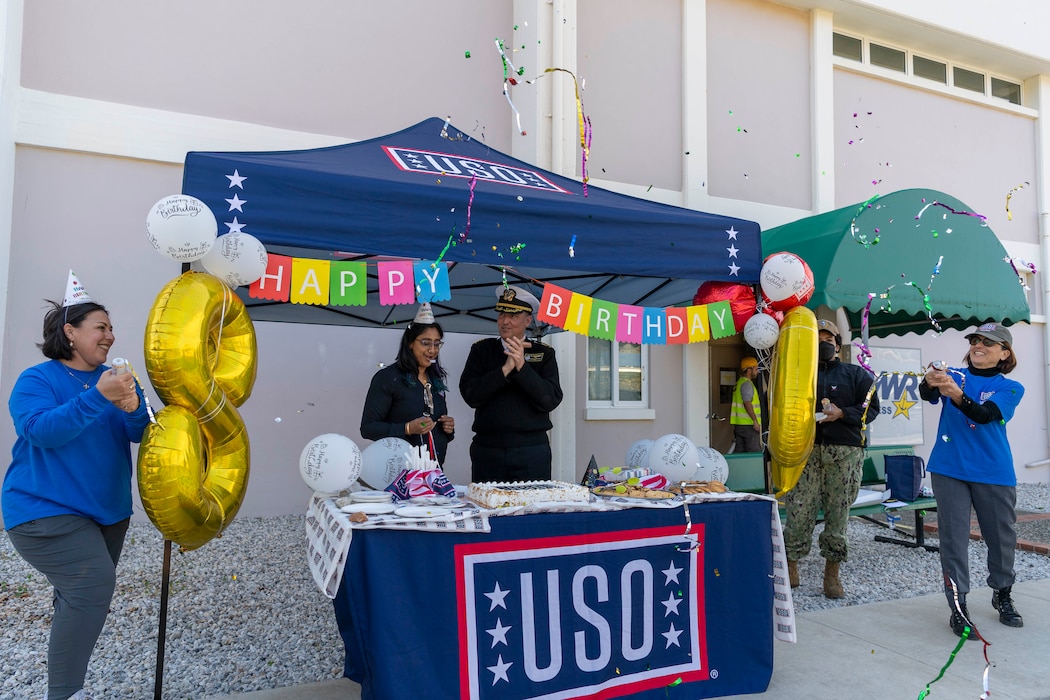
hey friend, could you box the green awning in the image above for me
[761,188,1030,338]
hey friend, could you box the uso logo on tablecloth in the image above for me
[455,525,708,699]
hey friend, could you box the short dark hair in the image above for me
[38,299,109,360]
[394,322,447,384]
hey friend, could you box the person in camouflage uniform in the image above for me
[784,319,878,599]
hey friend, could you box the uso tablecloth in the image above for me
[332,499,786,700]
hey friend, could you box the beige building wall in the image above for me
[3,1,1049,526]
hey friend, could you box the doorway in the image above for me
[707,339,760,454]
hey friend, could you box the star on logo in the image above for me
[663,561,683,586]
[662,622,684,648]
[726,226,738,240]
[728,262,741,276]
[226,170,247,189]
[485,582,510,611]
[726,244,739,258]
[893,395,918,419]
[225,217,246,234]
[661,592,683,617]
[225,194,246,212]
[486,618,511,648]
[487,654,513,685]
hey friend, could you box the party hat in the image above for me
[62,269,94,306]
[413,302,435,325]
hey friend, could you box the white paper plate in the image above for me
[410,496,455,506]
[350,490,394,503]
[394,505,452,519]
[340,502,397,515]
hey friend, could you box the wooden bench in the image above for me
[724,445,939,551]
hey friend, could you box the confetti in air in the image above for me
[915,199,987,223]
[1005,256,1037,290]
[527,68,592,194]
[1005,181,1029,221]
[495,38,527,135]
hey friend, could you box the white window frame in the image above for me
[832,31,1025,108]
[585,338,654,421]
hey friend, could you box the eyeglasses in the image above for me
[969,337,1002,348]
[417,339,444,349]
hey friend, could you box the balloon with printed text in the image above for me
[759,252,814,312]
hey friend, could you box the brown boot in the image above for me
[787,559,799,588]
[823,560,844,599]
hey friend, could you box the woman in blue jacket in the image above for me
[3,298,149,700]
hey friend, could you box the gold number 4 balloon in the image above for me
[767,305,818,498]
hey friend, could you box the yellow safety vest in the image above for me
[730,377,761,425]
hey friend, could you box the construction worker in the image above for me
[730,356,762,453]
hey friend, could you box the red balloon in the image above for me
[693,282,756,333]
[762,306,785,325]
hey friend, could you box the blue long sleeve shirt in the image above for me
[3,359,151,529]
[922,366,1023,487]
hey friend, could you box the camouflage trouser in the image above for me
[783,443,864,563]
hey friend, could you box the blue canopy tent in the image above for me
[181,117,763,335]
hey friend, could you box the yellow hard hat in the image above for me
[740,357,759,370]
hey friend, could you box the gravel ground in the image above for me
[2,483,1048,699]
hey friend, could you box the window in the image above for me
[991,77,1022,105]
[832,32,1023,106]
[833,33,863,61]
[913,55,947,83]
[587,338,647,407]
[870,43,906,73]
[953,66,986,93]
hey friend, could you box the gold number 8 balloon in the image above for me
[138,272,257,550]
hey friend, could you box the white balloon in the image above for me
[359,437,414,489]
[760,252,814,307]
[299,433,362,493]
[201,232,269,287]
[145,194,218,262]
[647,433,702,482]
[693,446,730,483]
[625,439,654,468]
[744,313,780,350]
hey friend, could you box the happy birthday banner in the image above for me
[248,254,737,344]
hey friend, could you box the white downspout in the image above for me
[1033,75,1050,459]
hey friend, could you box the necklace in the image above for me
[63,364,99,390]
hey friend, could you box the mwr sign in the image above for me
[382,146,571,194]
[455,525,707,700]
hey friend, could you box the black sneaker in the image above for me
[992,587,1024,627]
[949,605,979,640]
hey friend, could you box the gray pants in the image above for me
[930,472,1017,607]
[8,514,129,700]
[732,424,762,454]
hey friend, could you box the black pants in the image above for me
[470,442,552,482]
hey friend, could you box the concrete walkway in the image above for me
[209,578,1050,700]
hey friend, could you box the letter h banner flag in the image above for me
[455,525,707,699]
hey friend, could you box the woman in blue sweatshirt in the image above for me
[3,298,149,700]
[920,322,1024,640]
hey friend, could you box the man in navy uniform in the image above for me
[460,286,563,482]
